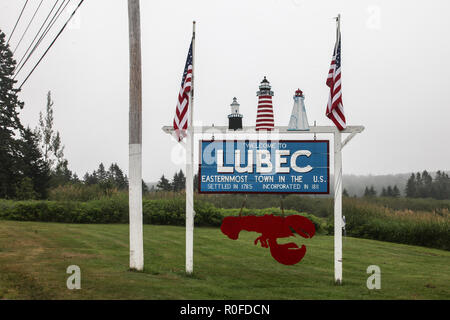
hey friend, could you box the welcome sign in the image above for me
[198,140,329,194]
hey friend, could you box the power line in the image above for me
[14,0,67,77]
[15,0,72,79]
[6,0,29,45]
[14,0,61,74]
[35,0,72,45]
[19,0,85,90]
[25,0,71,63]
[12,0,45,55]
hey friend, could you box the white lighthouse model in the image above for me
[228,97,243,130]
[288,89,310,131]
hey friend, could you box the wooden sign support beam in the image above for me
[163,125,364,135]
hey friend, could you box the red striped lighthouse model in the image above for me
[255,76,275,131]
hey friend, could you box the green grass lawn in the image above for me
[0,220,448,300]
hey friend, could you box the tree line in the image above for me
[360,185,401,198]
[358,170,449,200]
[405,170,450,200]
[156,170,202,192]
[83,162,148,193]
[156,170,196,192]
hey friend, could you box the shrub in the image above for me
[0,198,324,232]
[326,197,450,250]
[0,195,448,251]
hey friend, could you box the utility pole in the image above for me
[128,0,144,271]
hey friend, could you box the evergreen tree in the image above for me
[83,172,91,183]
[415,172,423,197]
[173,169,186,191]
[171,171,180,191]
[178,170,186,188]
[387,186,393,197]
[363,186,370,197]
[443,173,450,199]
[108,163,128,190]
[142,180,149,193]
[434,171,446,200]
[405,173,416,197]
[432,171,450,200]
[83,171,99,185]
[51,159,73,187]
[193,173,199,191]
[156,175,172,191]
[0,30,24,198]
[97,163,107,183]
[19,127,50,198]
[392,185,400,198]
[369,185,377,197]
[15,177,38,200]
[421,170,432,198]
[171,169,186,192]
[381,187,387,197]
[363,186,377,197]
[343,188,349,197]
[82,162,129,191]
[72,173,80,183]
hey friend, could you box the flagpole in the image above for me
[185,21,196,274]
[336,14,341,38]
[334,13,343,285]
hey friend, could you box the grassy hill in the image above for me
[0,220,448,300]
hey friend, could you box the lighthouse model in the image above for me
[255,76,275,131]
[228,97,243,130]
[288,89,310,131]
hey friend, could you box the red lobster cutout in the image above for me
[220,214,315,265]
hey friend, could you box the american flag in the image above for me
[173,41,193,142]
[326,28,346,130]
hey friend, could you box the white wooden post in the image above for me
[185,21,196,274]
[334,130,343,284]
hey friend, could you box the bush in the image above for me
[326,198,450,250]
[0,198,324,233]
[0,195,448,251]
[0,198,128,224]
[362,196,450,214]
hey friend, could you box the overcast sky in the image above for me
[1,0,449,182]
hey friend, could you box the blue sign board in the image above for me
[198,140,329,194]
